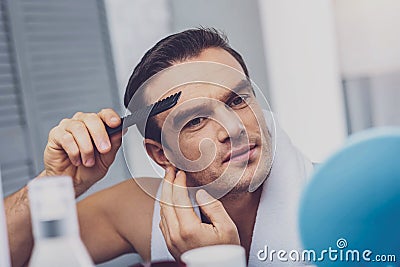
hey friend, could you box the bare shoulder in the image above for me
[80,177,162,261]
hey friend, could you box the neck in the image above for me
[221,185,263,261]
[220,186,262,225]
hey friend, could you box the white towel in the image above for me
[151,110,314,266]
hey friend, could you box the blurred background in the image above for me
[0,0,399,266]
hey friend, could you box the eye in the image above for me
[229,94,250,108]
[185,117,206,128]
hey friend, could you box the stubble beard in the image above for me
[185,137,273,200]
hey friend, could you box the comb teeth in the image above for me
[149,91,181,116]
[105,91,182,137]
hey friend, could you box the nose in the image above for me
[216,106,246,143]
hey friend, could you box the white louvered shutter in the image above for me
[1,0,129,196]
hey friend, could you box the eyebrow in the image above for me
[221,79,252,102]
[172,102,211,127]
[231,79,252,94]
[172,79,252,127]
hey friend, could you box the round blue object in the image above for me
[299,128,400,267]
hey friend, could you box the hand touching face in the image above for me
[159,167,240,260]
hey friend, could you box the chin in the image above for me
[192,165,265,198]
[229,152,272,194]
[186,148,272,198]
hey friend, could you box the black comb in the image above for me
[105,91,182,136]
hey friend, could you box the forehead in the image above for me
[143,48,246,104]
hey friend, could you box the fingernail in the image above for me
[110,117,118,123]
[100,141,110,151]
[85,158,95,166]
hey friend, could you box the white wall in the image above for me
[334,0,400,77]
[105,0,171,104]
[258,0,347,162]
[334,0,400,133]
[105,0,171,179]
[170,0,270,100]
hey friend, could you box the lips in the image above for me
[223,144,256,163]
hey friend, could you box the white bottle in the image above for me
[28,176,94,267]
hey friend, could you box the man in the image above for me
[7,28,312,266]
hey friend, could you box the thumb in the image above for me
[196,189,232,226]
[110,130,123,150]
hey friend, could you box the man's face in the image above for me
[143,48,273,196]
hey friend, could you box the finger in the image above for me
[79,113,111,154]
[98,108,120,128]
[71,111,84,120]
[159,217,180,260]
[50,128,81,166]
[159,214,173,252]
[173,171,201,225]
[159,214,170,244]
[160,167,179,233]
[159,214,169,240]
[196,189,233,227]
[64,120,95,167]
[99,109,123,155]
[97,133,122,169]
[59,132,81,166]
[96,126,126,170]
[110,130,123,149]
[107,127,126,151]
[161,167,176,205]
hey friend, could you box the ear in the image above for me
[144,138,173,169]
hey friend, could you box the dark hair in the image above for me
[124,27,249,142]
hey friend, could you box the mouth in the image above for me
[223,143,257,164]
